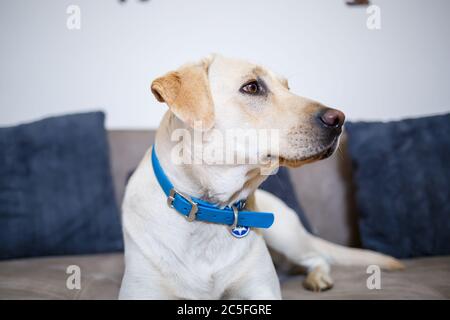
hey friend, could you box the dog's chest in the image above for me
[181,223,254,265]
[162,222,258,298]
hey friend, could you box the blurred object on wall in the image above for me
[346,0,370,5]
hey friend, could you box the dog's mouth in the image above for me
[279,138,339,168]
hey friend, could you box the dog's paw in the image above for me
[303,267,334,292]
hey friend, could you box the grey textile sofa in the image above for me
[0,130,449,299]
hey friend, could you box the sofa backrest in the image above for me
[107,130,360,247]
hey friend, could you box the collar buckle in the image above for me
[167,188,198,222]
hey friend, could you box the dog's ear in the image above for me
[151,59,214,131]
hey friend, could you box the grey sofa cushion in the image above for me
[346,115,450,258]
[0,112,123,260]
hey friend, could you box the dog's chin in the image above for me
[279,138,339,168]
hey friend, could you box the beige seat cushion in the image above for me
[0,254,449,299]
[0,253,123,299]
[282,256,450,300]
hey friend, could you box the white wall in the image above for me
[1,0,449,129]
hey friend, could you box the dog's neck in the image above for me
[154,112,270,207]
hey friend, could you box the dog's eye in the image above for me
[240,80,263,95]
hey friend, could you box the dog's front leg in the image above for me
[119,232,177,299]
[119,270,176,300]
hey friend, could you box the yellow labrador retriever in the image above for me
[119,55,403,299]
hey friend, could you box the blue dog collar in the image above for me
[151,146,274,235]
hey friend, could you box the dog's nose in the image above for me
[319,108,345,128]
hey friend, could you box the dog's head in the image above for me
[151,55,344,170]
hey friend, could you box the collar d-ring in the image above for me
[230,205,239,230]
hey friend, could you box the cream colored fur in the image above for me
[119,55,403,299]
